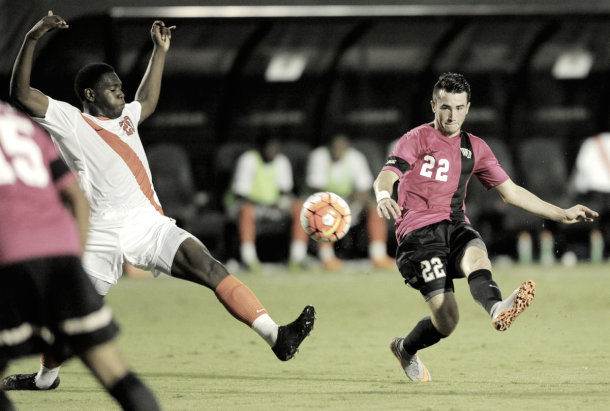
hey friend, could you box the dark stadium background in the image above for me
[3,0,609,264]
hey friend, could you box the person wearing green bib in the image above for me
[228,134,309,271]
[306,133,396,271]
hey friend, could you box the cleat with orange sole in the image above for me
[493,280,536,331]
[389,338,431,382]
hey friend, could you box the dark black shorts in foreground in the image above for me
[0,256,119,366]
[396,220,485,301]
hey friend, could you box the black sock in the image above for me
[403,316,447,355]
[468,269,502,315]
[109,372,162,411]
[0,390,17,411]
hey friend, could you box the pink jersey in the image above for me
[383,123,509,241]
[0,102,81,265]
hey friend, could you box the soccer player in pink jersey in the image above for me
[4,11,315,391]
[375,72,598,382]
[0,100,162,410]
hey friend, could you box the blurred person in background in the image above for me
[4,10,315,391]
[306,133,395,271]
[226,134,310,271]
[0,100,162,410]
[570,132,610,262]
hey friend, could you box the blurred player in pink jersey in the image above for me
[0,100,162,410]
[4,11,315,391]
[374,72,598,382]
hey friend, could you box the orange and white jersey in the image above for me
[33,97,163,222]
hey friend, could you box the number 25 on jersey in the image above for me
[0,114,49,187]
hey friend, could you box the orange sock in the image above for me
[214,275,266,326]
[367,208,388,242]
[238,202,256,244]
[291,199,309,242]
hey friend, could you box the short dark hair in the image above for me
[433,72,471,103]
[74,63,116,102]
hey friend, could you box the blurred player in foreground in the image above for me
[4,11,315,391]
[375,72,597,381]
[0,101,162,410]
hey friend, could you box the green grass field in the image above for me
[5,264,610,410]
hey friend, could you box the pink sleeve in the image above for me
[36,122,78,191]
[472,137,510,190]
[381,132,420,176]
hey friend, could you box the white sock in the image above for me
[289,240,307,262]
[240,243,258,264]
[251,314,279,347]
[369,241,387,260]
[319,246,336,261]
[35,364,60,389]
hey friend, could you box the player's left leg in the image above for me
[170,237,315,361]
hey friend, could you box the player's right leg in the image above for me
[79,340,161,411]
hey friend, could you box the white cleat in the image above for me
[389,338,431,382]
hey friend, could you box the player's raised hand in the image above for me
[377,198,403,220]
[561,204,598,224]
[27,11,69,41]
[150,20,176,52]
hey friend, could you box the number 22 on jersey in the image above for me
[420,155,449,182]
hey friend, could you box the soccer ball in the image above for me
[300,192,351,242]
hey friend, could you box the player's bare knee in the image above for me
[201,256,229,286]
[471,255,491,272]
[461,247,491,274]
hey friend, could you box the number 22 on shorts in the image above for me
[420,257,446,282]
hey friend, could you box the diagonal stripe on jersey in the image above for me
[80,114,163,215]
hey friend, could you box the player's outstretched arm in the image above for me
[10,11,68,118]
[374,170,402,220]
[135,20,175,124]
[493,178,598,224]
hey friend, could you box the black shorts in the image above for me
[0,256,119,366]
[396,220,486,301]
